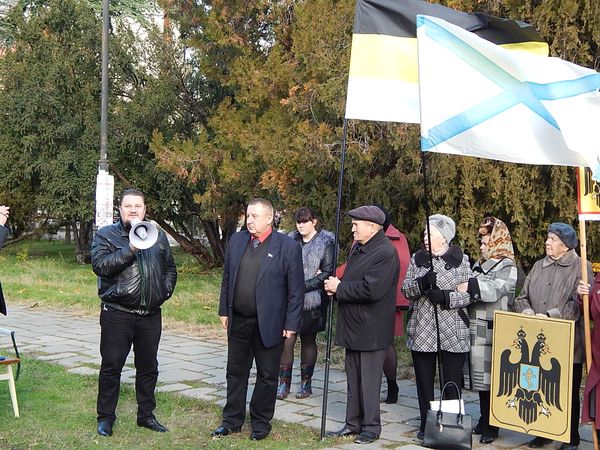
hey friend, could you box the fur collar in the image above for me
[414,245,464,269]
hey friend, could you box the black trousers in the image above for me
[477,390,498,436]
[344,348,387,436]
[97,306,162,423]
[412,350,467,432]
[222,315,283,433]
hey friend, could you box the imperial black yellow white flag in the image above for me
[345,0,548,123]
[490,311,574,443]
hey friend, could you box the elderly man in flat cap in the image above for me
[514,222,592,450]
[324,205,400,444]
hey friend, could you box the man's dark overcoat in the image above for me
[335,229,400,351]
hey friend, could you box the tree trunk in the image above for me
[201,218,224,263]
[153,218,220,267]
[64,222,71,243]
[71,219,93,264]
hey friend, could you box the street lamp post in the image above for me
[95,0,114,229]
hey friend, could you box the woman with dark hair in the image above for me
[466,216,518,444]
[276,207,334,400]
[402,214,472,440]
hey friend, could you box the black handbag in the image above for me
[423,381,472,450]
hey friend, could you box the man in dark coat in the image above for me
[212,198,304,441]
[0,204,10,316]
[92,189,177,437]
[324,205,400,444]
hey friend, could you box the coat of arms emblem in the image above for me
[497,328,561,424]
[490,311,574,443]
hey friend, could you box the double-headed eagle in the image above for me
[497,328,562,424]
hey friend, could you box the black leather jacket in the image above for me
[91,220,177,312]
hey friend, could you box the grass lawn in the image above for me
[0,358,332,449]
[0,240,222,330]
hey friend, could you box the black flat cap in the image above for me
[346,205,386,225]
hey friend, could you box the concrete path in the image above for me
[0,304,595,449]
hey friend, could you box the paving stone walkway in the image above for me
[1,304,595,449]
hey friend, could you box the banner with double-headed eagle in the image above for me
[490,311,574,443]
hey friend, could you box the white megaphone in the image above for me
[129,219,158,249]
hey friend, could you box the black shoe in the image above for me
[472,423,483,435]
[528,437,553,448]
[97,421,113,437]
[559,444,578,450]
[354,431,379,444]
[211,425,242,437]
[480,434,497,444]
[384,379,399,404]
[250,430,269,441]
[325,427,359,438]
[417,430,424,440]
[137,417,168,433]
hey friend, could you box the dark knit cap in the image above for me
[548,222,578,249]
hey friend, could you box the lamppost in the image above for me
[95,0,114,229]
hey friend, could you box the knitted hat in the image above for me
[548,222,578,249]
[429,214,456,243]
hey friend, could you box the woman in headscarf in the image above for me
[402,214,472,440]
[466,216,518,444]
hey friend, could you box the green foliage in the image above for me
[156,0,600,269]
[1,0,599,270]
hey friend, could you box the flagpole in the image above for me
[579,218,599,450]
[417,25,444,392]
[320,118,348,441]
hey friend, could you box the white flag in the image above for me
[417,15,600,178]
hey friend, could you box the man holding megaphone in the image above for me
[91,188,177,437]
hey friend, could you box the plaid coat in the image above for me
[402,246,473,353]
[465,257,517,391]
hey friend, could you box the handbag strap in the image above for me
[440,381,462,401]
[436,381,464,425]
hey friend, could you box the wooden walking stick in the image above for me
[579,219,599,450]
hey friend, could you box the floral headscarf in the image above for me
[479,216,515,262]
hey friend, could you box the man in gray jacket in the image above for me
[324,205,400,444]
[513,222,592,450]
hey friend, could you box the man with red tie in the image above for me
[212,198,304,441]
